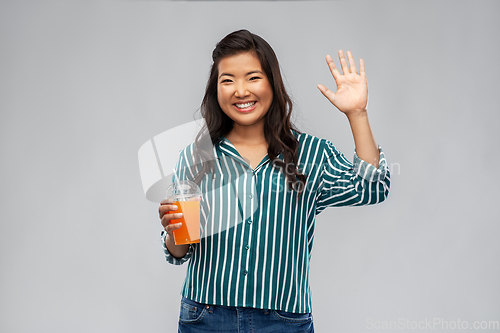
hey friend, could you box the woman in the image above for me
[159,29,390,332]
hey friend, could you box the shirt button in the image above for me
[248,193,253,199]
[247,219,252,224]
[244,270,248,275]
[245,245,250,250]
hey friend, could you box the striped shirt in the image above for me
[161,131,390,313]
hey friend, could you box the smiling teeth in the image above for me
[235,101,256,109]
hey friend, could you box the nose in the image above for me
[234,81,250,98]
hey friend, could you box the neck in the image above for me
[226,122,267,145]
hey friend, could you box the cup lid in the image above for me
[166,180,201,199]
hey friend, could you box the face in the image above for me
[217,52,273,132]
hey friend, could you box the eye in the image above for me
[249,76,261,81]
[221,79,232,83]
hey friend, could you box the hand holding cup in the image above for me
[162,180,201,245]
[159,198,183,237]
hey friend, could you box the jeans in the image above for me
[178,296,314,333]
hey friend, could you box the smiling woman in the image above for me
[217,52,273,131]
[192,29,307,192]
[157,29,391,333]
[216,52,274,168]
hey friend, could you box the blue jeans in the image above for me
[178,296,314,333]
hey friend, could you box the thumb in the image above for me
[317,84,336,104]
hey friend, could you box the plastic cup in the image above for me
[166,180,201,245]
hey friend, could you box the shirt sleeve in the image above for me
[315,140,390,214]
[160,230,194,265]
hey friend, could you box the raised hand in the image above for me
[317,50,368,116]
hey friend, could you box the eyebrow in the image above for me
[218,70,264,79]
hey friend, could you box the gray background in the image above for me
[1,0,499,332]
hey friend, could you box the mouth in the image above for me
[233,101,257,112]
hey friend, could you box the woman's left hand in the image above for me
[317,50,368,116]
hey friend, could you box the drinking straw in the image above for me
[173,168,186,201]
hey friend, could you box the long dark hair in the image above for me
[192,29,306,196]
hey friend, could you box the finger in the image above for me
[165,222,183,235]
[159,204,178,218]
[317,84,336,104]
[161,212,183,228]
[326,54,341,81]
[338,50,350,74]
[347,51,358,74]
[161,214,181,230]
[360,58,366,78]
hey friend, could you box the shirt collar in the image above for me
[216,136,248,166]
[216,135,272,171]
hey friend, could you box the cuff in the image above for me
[353,146,388,182]
[160,230,193,265]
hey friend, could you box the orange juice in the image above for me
[169,200,200,245]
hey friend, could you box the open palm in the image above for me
[317,50,368,115]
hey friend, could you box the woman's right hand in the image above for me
[159,198,184,238]
[159,198,191,258]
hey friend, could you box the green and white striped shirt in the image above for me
[161,131,390,313]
